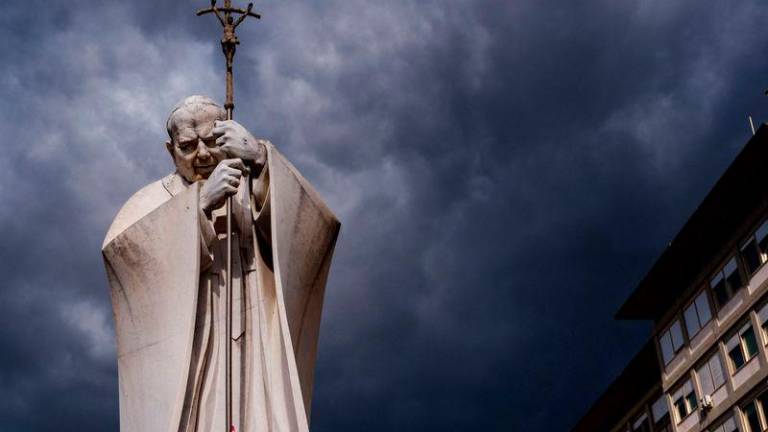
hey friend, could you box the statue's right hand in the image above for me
[199,158,247,215]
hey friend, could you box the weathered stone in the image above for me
[102,96,340,432]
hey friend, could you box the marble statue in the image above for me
[102,95,340,432]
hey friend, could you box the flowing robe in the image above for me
[102,144,340,432]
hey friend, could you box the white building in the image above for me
[573,126,768,432]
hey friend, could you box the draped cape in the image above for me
[102,145,340,432]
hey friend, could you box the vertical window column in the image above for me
[631,413,650,432]
[709,414,737,432]
[696,351,725,398]
[741,220,768,275]
[711,257,744,310]
[741,391,768,432]
[651,394,671,432]
[671,380,697,423]
[726,323,758,372]
[684,290,713,339]
[757,303,768,345]
[660,319,685,365]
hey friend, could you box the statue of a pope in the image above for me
[102,95,340,432]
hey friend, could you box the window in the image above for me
[710,416,737,432]
[709,414,737,432]
[745,400,762,432]
[651,394,671,431]
[671,380,697,423]
[660,319,685,365]
[684,291,712,338]
[726,323,759,371]
[696,351,725,396]
[631,413,651,432]
[758,303,768,345]
[743,391,768,432]
[711,256,743,309]
[742,220,768,275]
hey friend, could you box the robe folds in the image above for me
[102,144,340,432]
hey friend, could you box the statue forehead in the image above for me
[170,104,222,138]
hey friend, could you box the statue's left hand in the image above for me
[213,120,268,171]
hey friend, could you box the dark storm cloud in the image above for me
[2,0,768,430]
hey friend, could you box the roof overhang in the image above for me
[617,125,768,320]
[570,338,660,432]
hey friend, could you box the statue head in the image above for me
[165,95,228,182]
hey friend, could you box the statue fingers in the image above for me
[223,158,246,172]
[224,183,238,195]
[221,168,242,182]
[214,119,236,129]
[225,174,241,187]
[212,122,224,137]
[216,135,229,148]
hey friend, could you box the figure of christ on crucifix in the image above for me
[103,96,340,431]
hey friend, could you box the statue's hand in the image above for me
[213,120,267,172]
[199,158,246,215]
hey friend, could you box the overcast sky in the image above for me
[2,1,768,431]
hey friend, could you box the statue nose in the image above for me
[197,140,211,158]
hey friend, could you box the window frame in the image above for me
[695,350,726,397]
[631,413,651,432]
[710,255,745,310]
[670,379,697,424]
[742,391,768,432]
[659,318,686,366]
[744,400,763,432]
[727,322,759,373]
[651,393,671,430]
[759,303,768,346]
[684,289,713,339]
[709,414,737,432]
[741,218,768,276]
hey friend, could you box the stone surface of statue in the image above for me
[102,95,340,432]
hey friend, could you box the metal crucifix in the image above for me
[196,2,260,432]
[197,0,260,118]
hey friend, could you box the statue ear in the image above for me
[165,140,174,158]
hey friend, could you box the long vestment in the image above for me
[102,144,340,432]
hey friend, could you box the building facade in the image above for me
[573,126,768,432]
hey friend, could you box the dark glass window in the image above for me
[729,343,746,369]
[659,320,685,365]
[631,416,651,432]
[651,394,670,431]
[711,257,743,309]
[742,220,768,275]
[684,291,712,339]
[744,327,759,358]
[728,324,759,372]
[745,401,762,432]
[743,238,762,274]
[685,392,697,411]
[674,397,686,420]
[653,414,670,432]
[712,277,729,307]
[671,380,697,423]
[726,268,743,293]
[759,392,768,414]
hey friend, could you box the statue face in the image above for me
[166,105,227,182]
